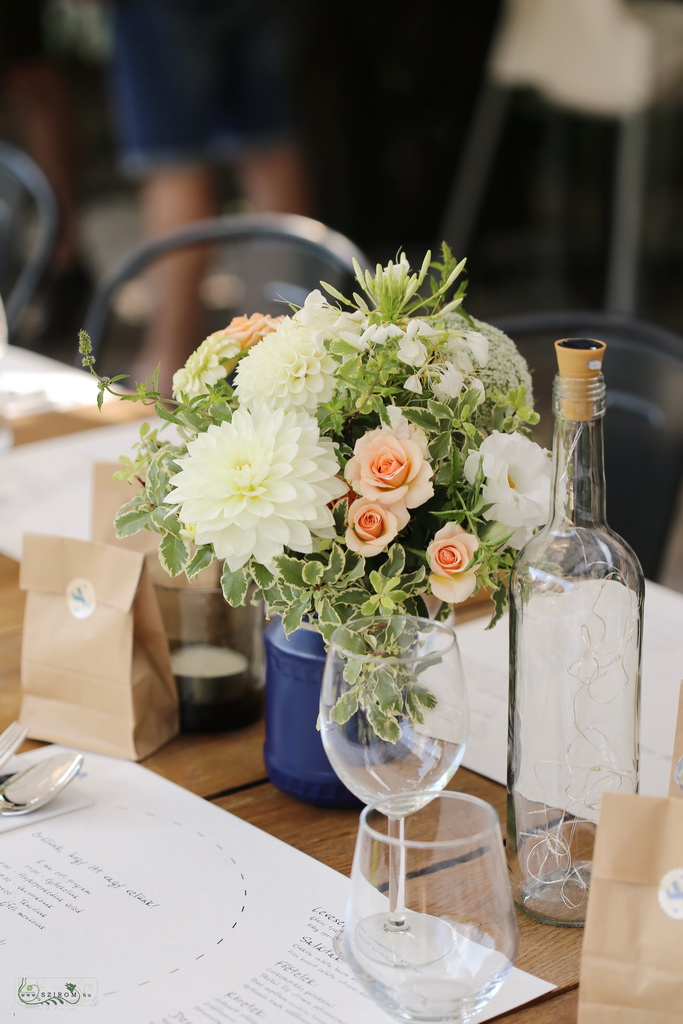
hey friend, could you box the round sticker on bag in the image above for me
[66,578,96,619]
[658,868,683,920]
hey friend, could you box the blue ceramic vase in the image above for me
[263,617,360,808]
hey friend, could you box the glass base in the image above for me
[515,863,590,927]
[353,910,453,968]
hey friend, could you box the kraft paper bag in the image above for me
[91,462,220,589]
[578,792,683,1024]
[18,533,179,760]
[669,680,683,798]
[91,462,160,555]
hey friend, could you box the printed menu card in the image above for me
[1,747,553,1022]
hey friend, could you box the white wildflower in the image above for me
[167,405,347,571]
[404,374,423,394]
[234,317,338,413]
[396,318,435,367]
[443,337,475,376]
[397,334,428,367]
[464,330,489,367]
[359,322,404,347]
[442,312,534,424]
[430,363,465,401]
[463,431,551,548]
[293,289,367,343]
[404,318,436,340]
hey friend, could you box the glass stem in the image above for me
[385,815,409,933]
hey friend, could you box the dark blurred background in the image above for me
[5,0,683,332]
[3,0,683,584]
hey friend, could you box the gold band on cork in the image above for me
[554,338,606,420]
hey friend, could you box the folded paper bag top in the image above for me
[90,461,220,588]
[18,533,179,761]
[669,679,683,799]
[91,461,161,556]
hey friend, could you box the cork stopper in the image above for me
[554,338,606,420]
[554,338,606,378]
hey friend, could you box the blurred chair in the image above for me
[492,309,683,580]
[440,0,683,315]
[82,212,370,363]
[0,141,60,339]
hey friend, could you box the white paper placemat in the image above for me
[0,345,107,418]
[0,419,157,561]
[1,746,555,1022]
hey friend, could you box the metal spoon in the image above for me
[0,751,83,815]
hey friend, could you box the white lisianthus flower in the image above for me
[167,405,347,571]
[464,431,551,548]
[172,334,240,400]
[234,317,338,413]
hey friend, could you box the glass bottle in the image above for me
[507,338,643,926]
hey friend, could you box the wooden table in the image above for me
[0,402,582,1023]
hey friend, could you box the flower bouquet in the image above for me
[81,246,550,740]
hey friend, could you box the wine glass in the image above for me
[320,614,468,956]
[344,790,519,1023]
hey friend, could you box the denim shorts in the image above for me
[108,0,295,177]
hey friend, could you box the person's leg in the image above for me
[131,165,217,391]
[5,57,83,270]
[235,142,312,217]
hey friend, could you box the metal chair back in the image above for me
[0,141,59,337]
[82,212,370,361]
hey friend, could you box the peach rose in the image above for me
[345,499,409,557]
[345,429,433,509]
[427,522,479,604]
[208,313,284,353]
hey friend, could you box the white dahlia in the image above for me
[166,405,347,571]
[172,333,240,400]
[233,317,338,413]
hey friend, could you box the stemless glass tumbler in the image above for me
[344,791,519,1024]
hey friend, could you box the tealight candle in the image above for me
[154,583,264,733]
[170,643,254,731]
[171,643,248,679]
